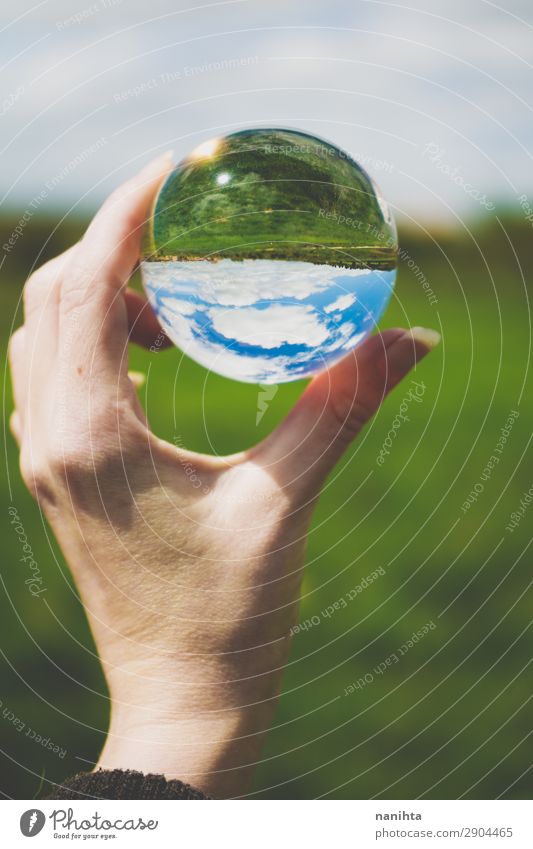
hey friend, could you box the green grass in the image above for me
[1,211,532,798]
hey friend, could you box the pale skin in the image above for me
[8,153,440,798]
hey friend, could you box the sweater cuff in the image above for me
[45,768,211,800]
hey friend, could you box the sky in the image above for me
[1,0,532,225]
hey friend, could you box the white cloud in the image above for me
[157,295,196,315]
[143,258,368,307]
[342,329,367,349]
[156,303,194,343]
[323,293,357,313]
[208,303,330,348]
[207,262,329,306]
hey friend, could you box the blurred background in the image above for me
[1,0,532,799]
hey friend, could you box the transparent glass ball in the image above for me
[141,128,397,384]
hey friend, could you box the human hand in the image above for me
[9,154,439,797]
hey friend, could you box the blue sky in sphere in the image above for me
[142,257,395,382]
[1,0,531,226]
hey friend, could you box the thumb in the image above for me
[251,327,440,499]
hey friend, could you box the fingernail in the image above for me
[143,150,174,174]
[128,370,146,389]
[410,326,441,350]
[386,326,440,374]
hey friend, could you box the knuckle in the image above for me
[23,270,47,311]
[48,439,99,496]
[23,264,63,318]
[8,327,24,365]
[20,401,141,504]
[20,448,56,505]
[21,435,101,506]
[9,411,21,443]
[59,256,120,321]
[58,258,97,315]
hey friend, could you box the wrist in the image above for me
[94,623,296,797]
[96,682,283,798]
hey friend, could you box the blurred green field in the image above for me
[1,210,532,799]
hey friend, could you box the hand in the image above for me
[8,154,439,798]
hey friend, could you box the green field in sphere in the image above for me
[143,128,397,268]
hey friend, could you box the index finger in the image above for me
[58,152,173,384]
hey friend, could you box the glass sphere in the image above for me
[141,128,397,384]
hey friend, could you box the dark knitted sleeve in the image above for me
[45,768,211,800]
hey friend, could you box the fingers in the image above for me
[22,246,80,415]
[57,152,173,389]
[124,289,171,350]
[75,151,173,290]
[23,244,79,323]
[10,155,173,465]
[9,247,81,451]
[252,327,441,499]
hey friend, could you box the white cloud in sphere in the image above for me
[150,259,368,308]
[209,303,330,348]
[323,293,357,313]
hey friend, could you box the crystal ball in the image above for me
[141,128,397,384]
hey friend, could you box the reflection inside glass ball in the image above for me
[141,128,397,384]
